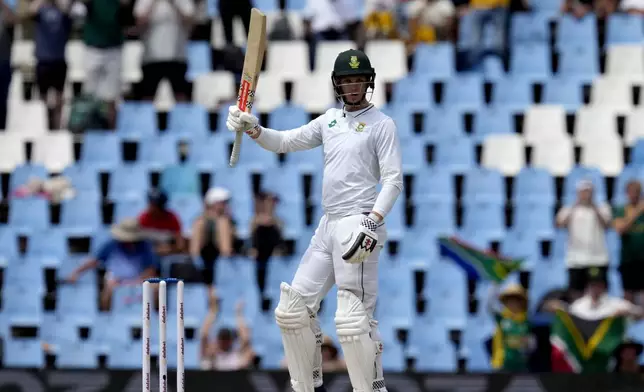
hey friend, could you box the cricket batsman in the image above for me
[226,49,402,392]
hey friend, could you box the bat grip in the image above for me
[229,130,243,167]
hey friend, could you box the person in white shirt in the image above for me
[621,0,644,14]
[226,49,402,392]
[556,180,611,300]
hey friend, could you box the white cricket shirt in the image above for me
[555,204,611,268]
[255,107,403,219]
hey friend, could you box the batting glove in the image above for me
[341,215,379,264]
[226,105,260,137]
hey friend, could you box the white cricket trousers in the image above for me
[290,213,387,317]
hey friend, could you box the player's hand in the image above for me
[341,215,379,264]
[226,105,259,136]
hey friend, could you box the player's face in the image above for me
[337,75,369,104]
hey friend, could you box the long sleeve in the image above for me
[371,118,403,218]
[254,117,323,154]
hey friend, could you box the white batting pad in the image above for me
[335,290,387,392]
[274,283,320,392]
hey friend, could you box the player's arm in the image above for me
[370,118,403,222]
[226,105,323,153]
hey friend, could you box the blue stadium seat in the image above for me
[543,77,583,112]
[160,163,200,196]
[631,139,644,165]
[107,342,141,368]
[62,165,100,198]
[268,104,309,130]
[465,339,492,371]
[56,341,99,369]
[442,74,484,111]
[113,198,146,223]
[186,42,212,81]
[529,263,567,308]
[286,0,305,10]
[425,260,467,328]
[463,168,505,205]
[381,340,406,371]
[551,229,568,264]
[557,14,598,51]
[211,168,253,202]
[251,312,284,369]
[500,229,541,267]
[529,0,562,11]
[386,195,406,241]
[56,284,98,322]
[168,283,208,324]
[412,43,455,80]
[108,164,149,201]
[0,228,18,267]
[3,338,44,367]
[605,229,620,268]
[4,256,43,286]
[400,136,427,172]
[9,163,48,193]
[482,56,505,81]
[111,285,143,317]
[492,76,533,113]
[80,132,122,172]
[409,322,457,372]
[612,165,644,204]
[236,138,280,171]
[563,166,607,204]
[276,200,306,238]
[264,256,299,299]
[167,194,202,233]
[413,201,457,236]
[513,167,555,206]
[2,282,43,321]
[514,201,555,239]
[472,106,514,143]
[60,194,102,236]
[392,75,433,105]
[138,135,180,171]
[411,167,455,204]
[434,136,475,174]
[558,45,599,84]
[186,135,228,171]
[57,255,98,287]
[116,101,157,138]
[510,12,549,44]
[510,42,551,82]
[423,107,466,142]
[382,104,425,140]
[167,103,210,137]
[606,14,644,46]
[261,167,305,203]
[463,201,506,240]
[9,197,50,232]
[400,228,440,269]
[27,228,67,267]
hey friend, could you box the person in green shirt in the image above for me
[488,283,533,372]
[613,180,644,304]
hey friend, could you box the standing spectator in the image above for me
[190,187,235,285]
[249,191,283,301]
[0,0,15,129]
[613,180,644,304]
[556,180,611,300]
[66,218,159,310]
[138,189,184,256]
[457,0,510,70]
[217,0,252,46]
[134,0,194,102]
[613,339,644,373]
[29,0,72,129]
[621,0,644,14]
[303,0,346,70]
[80,0,127,128]
[364,0,398,39]
[406,0,456,48]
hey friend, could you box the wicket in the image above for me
[142,278,184,392]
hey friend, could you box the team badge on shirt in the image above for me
[356,122,366,132]
[329,120,337,128]
[349,56,360,69]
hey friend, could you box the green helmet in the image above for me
[331,49,376,103]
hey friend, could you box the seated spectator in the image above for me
[621,0,644,14]
[613,180,644,304]
[67,218,158,310]
[487,284,534,372]
[190,187,234,285]
[138,188,184,256]
[613,339,644,373]
[250,191,283,301]
[458,0,510,70]
[29,0,72,129]
[134,0,194,102]
[406,0,455,46]
[281,335,347,371]
[11,175,75,203]
[364,0,398,39]
[200,289,255,370]
[556,180,611,300]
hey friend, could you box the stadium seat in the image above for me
[186,135,229,171]
[154,79,176,112]
[606,45,644,83]
[7,100,48,139]
[400,136,427,172]
[411,167,455,204]
[292,73,336,113]
[412,43,455,80]
[472,106,514,143]
[111,285,143,317]
[108,164,150,202]
[524,105,567,145]
[532,134,574,176]
[365,40,407,82]
[275,199,306,238]
[113,198,146,223]
[409,321,456,371]
[482,133,525,176]
[138,135,180,171]
[3,338,44,368]
[4,256,43,285]
[426,259,467,327]
[56,284,99,322]
[186,41,212,81]
[543,77,583,112]
[65,40,85,82]
[380,104,422,140]
[168,194,202,234]
[261,167,305,203]
[529,262,567,307]
[9,197,50,232]
[510,12,549,44]
[563,166,607,204]
[510,42,551,82]
[413,201,456,235]
[116,101,157,138]
[80,132,122,172]
[606,14,644,46]
[168,283,208,324]
[558,45,599,84]
[0,133,26,172]
[62,165,100,198]
[625,110,644,146]
[514,167,555,206]
[574,106,619,145]
[463,200,506,240]
[315,40,356,72]
[268,104,311,130]
[167,103,209,137]
[581,138,623,176]
[423,107,465,142]
[60,194,102,236]
[121,40,143,83]
[434,136,475,174]
[193,71,236,110]
[492,77,533,113]
[56,341,99,369]
[9,163,48,193]
[211,168,252,202]
[591,77,634,115]
[107,342,141,368]
[2,282,43,321]
[27,228,67,267]
[482,56,505,81]
[235,138,280,171]
[266,40,310,80]
[160,163,200,196]
[253,72,286,112]
[501,229,542,265]
[463,167,505,205]
[57,255,98,287]
[442,74,484,111]
[514,201,555,239]
[392,75,434,106]
[32,131,74,173]
[0,228,18,267]
[556,14,598,51]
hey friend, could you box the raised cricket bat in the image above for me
[229,8,267,167]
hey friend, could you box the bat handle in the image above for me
[229,130,243,167]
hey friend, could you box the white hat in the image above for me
[576,179,593,191]
[205,187,231,205]
[111,218,142,242]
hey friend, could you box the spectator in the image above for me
[563,0,616,19]
[29,0,72,129]
[190,187,235,285]
[79,0,128,128]
[67,218,158,310]
[613,339,644,373]
[406,0,455,51]
[217,0,252,46]
[621,0,644,14]
[0,0,15,129]
[281,335,347,371]
[200,289,255,370]
[613,180,644,304]
[11,175,75,202]
[364,0,398,40]
[487,284,534,372]
[133,0,194,102]
[556,180,611,300]
[458,0,510,70]
[138,189,184,256]
[250,191,283,300]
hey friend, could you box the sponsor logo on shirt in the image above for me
[328,119,337,128]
